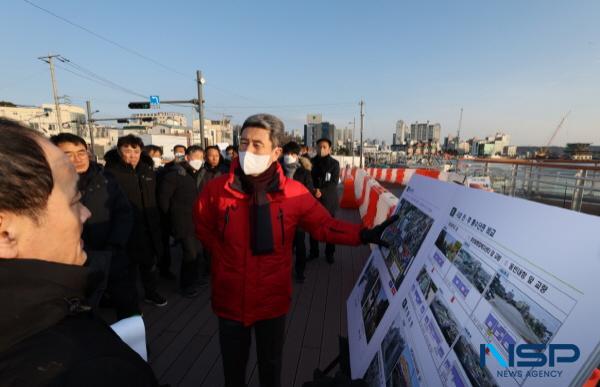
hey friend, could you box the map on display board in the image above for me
[346,175,600,387]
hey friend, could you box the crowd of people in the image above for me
[0,114,395,387]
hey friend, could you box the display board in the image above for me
[347,175,600,387]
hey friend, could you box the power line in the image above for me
[208,102,355,109]
[57,62,199,111]
[61,59,148,99]
[57,62,201,114]
[56,63,146,99]
[54,62,148,99]
[23,0,265,105]
[23,0,190,79]
[55,63,121,92]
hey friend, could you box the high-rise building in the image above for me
[304,113,322,148]
[307,114,322,124]
[394,120,408,145]
[410,121,442,143]
[320,122,336,145]
[427,123,441,144]
[303,114,336,148]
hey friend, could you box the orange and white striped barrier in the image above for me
[339,167,495,250]
[340,167,451,232]
[364,167,448,185]
[353,169,399,229]
[339,167,359,209]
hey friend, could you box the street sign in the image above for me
[150,95,160,108]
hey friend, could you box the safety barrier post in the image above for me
[509,164,518,196]
[571,169,586,212]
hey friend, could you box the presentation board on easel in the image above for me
[347,175,600,387]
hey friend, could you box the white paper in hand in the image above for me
[111,315,148,361]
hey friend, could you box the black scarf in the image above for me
[237,162,280,255]
[0,259,96,352]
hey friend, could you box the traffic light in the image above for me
[140,117,154,122]
[117,119,130,124]
[128,102,151,109]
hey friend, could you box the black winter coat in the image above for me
[0,259,158,387]
[78,162,133,272]
[104,150,163,263]
[197,162,229,193]
[79,162,133,250]
[158,162,203,238]
[311,154,340,215]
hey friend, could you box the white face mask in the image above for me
[152,157,162,168]
[283,155,298,165]
[239,151,272,176]
[188,159,204,170]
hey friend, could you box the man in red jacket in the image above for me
[194,113,395,387]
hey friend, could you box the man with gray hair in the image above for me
[194,113,396,387]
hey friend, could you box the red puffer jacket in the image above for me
[193,160,362,326]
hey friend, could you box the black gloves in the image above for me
[359,215,399,247]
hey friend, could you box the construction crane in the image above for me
[535,111,571,159]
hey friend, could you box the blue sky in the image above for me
[1,0,599,145]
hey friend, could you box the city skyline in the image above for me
[1,1,599,146]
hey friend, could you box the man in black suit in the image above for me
[310,138,340,264]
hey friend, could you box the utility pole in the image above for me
[350,117,356,167]
[359,100,365,168]
[39,54,64,131]
[223,114,233,144]
[85,100,96,158]
[196,70,206,147]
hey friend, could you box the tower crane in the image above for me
[535,111,571,158]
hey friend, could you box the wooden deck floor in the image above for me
[139,207,371,387]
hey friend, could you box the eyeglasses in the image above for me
[66,150,89,160]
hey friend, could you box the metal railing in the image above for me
[455,158,600,215]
